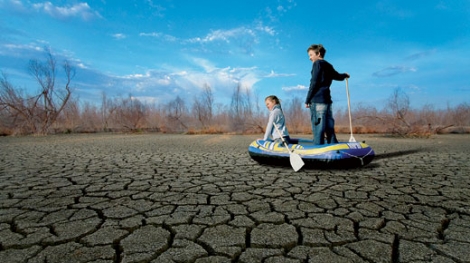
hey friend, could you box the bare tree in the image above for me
[146,103,165,132]
[283,96,306,133]
[112,95,146,131]
[364,88,412,135]
[0,48,75,134]
[0,73,36,133]
[229,83,253,132]
[387,88,410,129]
[451,103,470,127]
[28,49,75,134]
[80,101,102,132]
[100,91,119,132]
[245,91,265,133]
[444,102,470,133]
[202,84,214,122]
[59,95,80,133]
[167,96,188,132]
[341,89,416,135]
[192,83,214,129]
[350,103,381,133]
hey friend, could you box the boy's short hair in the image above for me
[307,44,326,58]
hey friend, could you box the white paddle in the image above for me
[273,124,304,172]
[345,78,356,142]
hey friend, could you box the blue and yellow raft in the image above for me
[248,139,375,169]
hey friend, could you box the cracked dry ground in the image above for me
[0,134,469,263]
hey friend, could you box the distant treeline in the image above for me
[1,49,469,136]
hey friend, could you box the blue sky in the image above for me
[1,0,469,111]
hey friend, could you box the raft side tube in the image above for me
[248,139,375,169]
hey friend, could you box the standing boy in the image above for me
[305,44,349,145]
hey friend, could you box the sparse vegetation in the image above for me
[333,88,470,137]
[1,51,469,136]
[1,48,74,135]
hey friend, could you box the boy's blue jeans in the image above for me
[309,103,338,145]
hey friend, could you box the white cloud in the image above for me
[177,66,259,94]
[256,24,276,36]
[265,70,295,78]
[145,0,166,17]
[143,23,277,56]
[112,33,126,40]
[282,85,307,92]
[131,96,159,104]
[75,62,87,69]
[0,0,27,13]
[98,61,263,103]
[0,43,42,56]
[189,27,256,44]
[372,66,417,77]
[190,57,216,72]
[120,70,171,85]
[264,0,296,21]
[186,26,267,56]
[404,49,437,61]
[32,2,102,21]
[171,71,188,76]
[277,5,286,12]
[139,32,178,42]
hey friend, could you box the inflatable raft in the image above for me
[248,139,375,169]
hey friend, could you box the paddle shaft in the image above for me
[273,122,305,172]
[273,124,292,153]
[345,78,356,142]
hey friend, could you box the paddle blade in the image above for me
[289,153,305,172]
[349,135,356,142]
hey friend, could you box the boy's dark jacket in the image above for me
[305,59,348,104]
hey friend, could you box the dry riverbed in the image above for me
[0,133,469,263]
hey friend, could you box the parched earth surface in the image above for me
[0,133,469,263]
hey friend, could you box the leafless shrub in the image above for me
[244,92,265,134]
[349,103,383,133]
[451,103,470,126]
[79,101,102,133]
[383,88,412,135]
[145,105,165,132]
[58,96,80,133]
[100,91,113,132]
[0,95,16,135]
[339,88,430,137]
[111,95,147,132]
[2,69,469,136]
[438,102,470,134]
[283,96,309,134]
[229,84,260,133]
[0,48,74,135]
[0,74,33,134]
[166,96,188,132]
[210,103,231,133]
[192,83,214,129]
[335,89,470,136]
